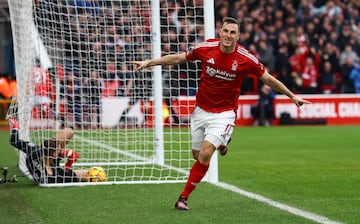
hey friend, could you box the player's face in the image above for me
[219,23,239,52]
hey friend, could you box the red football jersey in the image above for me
[32,66,55,101]
[186,39,265,112]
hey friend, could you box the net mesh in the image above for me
[7,0,206,185]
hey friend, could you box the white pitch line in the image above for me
[213,182,344,224]
[74,135,344,224]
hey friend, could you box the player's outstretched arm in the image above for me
[259,71,311,107]
[131,53,187,71]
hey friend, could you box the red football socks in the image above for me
[180,160,209,199]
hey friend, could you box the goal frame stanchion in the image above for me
[151,0,165,166]
[7,0,35,180]
[202,0,218,184]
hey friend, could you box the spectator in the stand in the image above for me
[105,60,117,80]
[89,41,105,70]
[337,21,353,51]
[289,47,306,91]
[304,21,320,47]
[301,56,320,94]
[31,59,55,119]
[117,68,152,127]
[87,70,104,128]
[312,1,342,19]
[251,84,275,126]
[350,63,360,94]
[339,44,359,66]
[258,39,275,73]
[294,26,308,54]
[116,64,133,97]
[320,42,341,74]
[163,64,180,125]
[277,67,296,93]
[340,57,356,93]
[179,62,199,96]
[63,70,84,128]
[275,44,291,75]
[327,29,340,47]
[248,43,260,58]
[319,61,336,94]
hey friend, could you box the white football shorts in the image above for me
[191,106,235,151]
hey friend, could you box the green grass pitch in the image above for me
[0,126,359,224]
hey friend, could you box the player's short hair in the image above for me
[222,17,240,31]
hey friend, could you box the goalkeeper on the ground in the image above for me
[8,117,89,184]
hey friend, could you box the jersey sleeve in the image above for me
[10,129,39,154]
[185,45,197,61]
[249,59,265,78]
[185,38,219,61]
[239,47,265,77]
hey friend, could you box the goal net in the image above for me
[7,0,217,186]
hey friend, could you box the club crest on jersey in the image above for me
[231,60,238,71]
[187,47,194,54]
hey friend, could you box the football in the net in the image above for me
[86,166,107,182]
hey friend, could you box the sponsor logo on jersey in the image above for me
[206,66,236,81]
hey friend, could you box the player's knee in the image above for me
[192,150,199,160]
[198,141,216,163]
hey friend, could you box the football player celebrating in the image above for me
[131,17,311,210]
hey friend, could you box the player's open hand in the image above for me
[291,96,311,107]
[131,60,150,71]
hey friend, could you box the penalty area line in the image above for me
[213,182,344,224]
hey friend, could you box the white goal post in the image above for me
[7,0,218,186]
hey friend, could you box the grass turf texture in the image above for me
[0,126,359,224]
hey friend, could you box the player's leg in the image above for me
[54,168,86,183]
[190,106,206,160]
[175,106,207,210]
[198,108,235,162]
[175,108,235,210]
[73,169,90,182]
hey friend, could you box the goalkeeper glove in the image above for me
[59,149,80,171]
[8,117,20,130]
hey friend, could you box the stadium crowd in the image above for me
[3,0,359,126]
[31,0,360,97]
